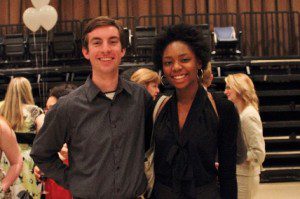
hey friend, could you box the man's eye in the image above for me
[110,40,119,44]
[92,41,101,45]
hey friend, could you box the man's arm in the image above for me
[218,101,238,199]
[30,98,70,188]
[144,91,154,152]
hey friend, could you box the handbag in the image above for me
[144,95,169,198]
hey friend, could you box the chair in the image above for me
[3,33,27,61]
[0,36,4,61]
[134,26,157,61]
[28,33,51,60]
[122,27,134,62]
[194,24,211,51]
[212,26,242,59]
[52,31,77,59]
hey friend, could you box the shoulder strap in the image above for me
[148,95,170,152]
[152,95,168,122]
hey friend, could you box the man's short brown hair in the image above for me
[82,16,125,50]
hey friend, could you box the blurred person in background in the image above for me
[131,68,160,100]
[225,73,265,199]
[0,77,44,199]
[0,116,23,198]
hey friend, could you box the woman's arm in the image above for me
[0,120,23,192]
[242,113,265,165]
[35,114,45,133]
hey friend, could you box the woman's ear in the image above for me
[197,60,202,70]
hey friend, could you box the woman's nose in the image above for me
[172,61,182,71]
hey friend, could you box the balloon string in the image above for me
[33,33,39,68]
[42,31,49,108]
[46,32,49,65]
[40,29,44,68]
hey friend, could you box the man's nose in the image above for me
[101,42,112,52]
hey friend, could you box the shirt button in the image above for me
[116,166,120,170]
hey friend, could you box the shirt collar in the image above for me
[85,75,133,102]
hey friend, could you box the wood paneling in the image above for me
[0,0,299,24]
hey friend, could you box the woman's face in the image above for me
[162,41,200,90]
[146,82,160,100]
[45,96,58,113]
[224,84,240,104]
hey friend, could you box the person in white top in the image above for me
[224,73,265,199]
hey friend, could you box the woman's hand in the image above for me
[58,144,68,161]
[33,166,44,182]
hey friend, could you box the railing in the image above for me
[183,11,300,57]
[240,11,300,57]
[137,14,182,33]
[0,24,25,35]
[184,13,239,28]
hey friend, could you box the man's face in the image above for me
[82,26,126,75]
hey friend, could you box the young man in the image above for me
[31,16,153,198]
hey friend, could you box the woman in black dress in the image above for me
[152,24,239,199]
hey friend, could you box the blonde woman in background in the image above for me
[131,68,160,100]
[202,62,214,90]
[224,73,265,199]
[0,116,23,198]
[0,77,44,199]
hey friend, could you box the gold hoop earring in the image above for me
[198,69,203,80]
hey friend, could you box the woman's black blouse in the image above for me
[153,86,238,199]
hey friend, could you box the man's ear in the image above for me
[121,48,126,58]
[82,47,90,60]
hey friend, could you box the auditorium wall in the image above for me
[0,0,299,24]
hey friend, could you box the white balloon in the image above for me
[39,5,58,31]
[31,0,50,9]
[23,7,41,32]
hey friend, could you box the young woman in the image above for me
[224,73,265,199]
[0,77,44,199]
[151,24,239,199]
[0,116,23,198]
[131,68,160,100]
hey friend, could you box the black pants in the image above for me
[152,180,221,199]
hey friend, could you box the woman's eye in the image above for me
[163,61,172,66]
[181,58,190,63]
